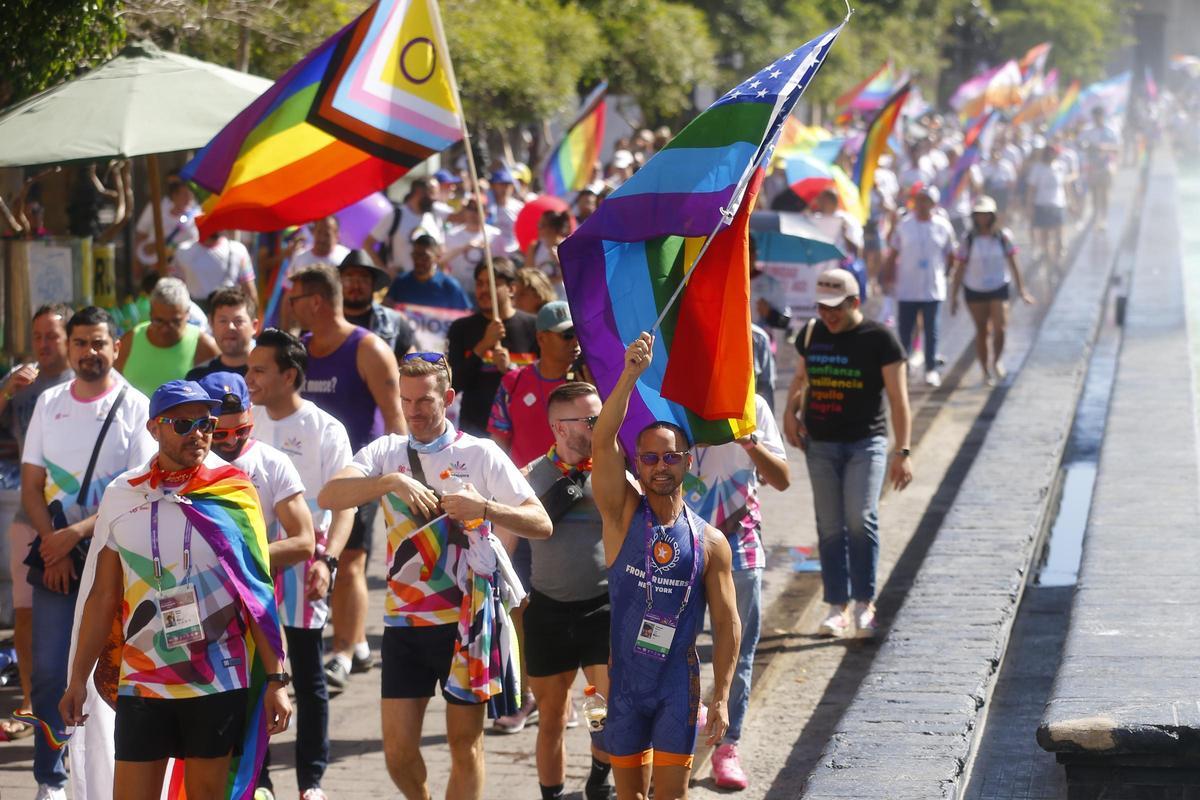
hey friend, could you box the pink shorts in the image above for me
[9,520,34,609]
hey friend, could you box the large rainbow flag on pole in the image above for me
[560,23,845,451]
[183,0,464,238]
[541,82,607,197]
[852,81,911,218]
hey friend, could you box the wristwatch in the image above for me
[740,432,760,449]
[320,553,339,578]
[265,671,291,686]
[894,448,912,458]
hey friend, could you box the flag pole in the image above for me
[428,0,500,319]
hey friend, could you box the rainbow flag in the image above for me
[541,82,607,197]
[120,463,282,800]
[183,0,464,237]
[1020,42,1052,79]
[1048,80,1082,134]
[852,81,911,218]
[942,111,999,204]
[835,61,891,110]
[560,24,844,451]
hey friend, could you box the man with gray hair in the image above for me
[115,276,218,397]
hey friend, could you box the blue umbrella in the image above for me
[750,211,845,265]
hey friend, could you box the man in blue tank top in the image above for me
[591,331,741,799]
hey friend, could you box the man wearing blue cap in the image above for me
[364,178,444,276]
[63,379,292,800]
[487,169,525,254]
[198,372,331,800]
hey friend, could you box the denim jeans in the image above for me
[260,627,329,791]
[805,436,889,605]
[897,300,941,371]
[31,584,78,788]
[725,568,761,744]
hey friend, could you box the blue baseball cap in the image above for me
[149,380,223,418]
[197,372,251,415]
[433,168,461,184]
[489,168,514,185]
[536,300,573,333]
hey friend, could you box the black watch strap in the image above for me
[894,448,912,457]
[321,554,340,571]
[265,671,291,686]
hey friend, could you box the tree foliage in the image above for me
[0,0,126,108]
[992,0,1124,83]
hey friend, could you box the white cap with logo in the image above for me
[815,268,861,307]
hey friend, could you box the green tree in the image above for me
[993,0,1124,83]
[0,0,126,108]
[581,0,718,127]
[443,0,604,129]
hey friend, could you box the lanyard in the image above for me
[150,501,194,586]
[641,500,701,618]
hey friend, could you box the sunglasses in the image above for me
[557,330,576,341]
[157,416,217,436]
[404,351,448,365]
[637,451,687,467]
[558,415,598,429]
[212,423,253,442]
[288,293,316,306]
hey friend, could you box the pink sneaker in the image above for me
[711,743,748,790]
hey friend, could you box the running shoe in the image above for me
[819,605,850,637]
[323,657,350,692]
[711,743,749,790]
[565,700,580,729]
[35,786,66,800]
[924,369,942,388]
[300,789,328,800]
[253,790,275,800]
[350,650,375,674]
[994,361,1007,380]
[855,602,878,639]
[492,694,539,734]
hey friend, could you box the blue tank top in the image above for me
[301,327,381,451]
[609,500,706,676]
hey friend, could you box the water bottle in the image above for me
[582,685,607,732]
[439,469,483,529]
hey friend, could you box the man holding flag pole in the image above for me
[562,14,848,799]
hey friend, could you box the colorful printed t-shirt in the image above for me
[98,453,253,699]
[230,439,305,533]
[684,394,786,571]
[349,423,536,627]
[253,401,353,629]
[22,379,155,526]
[487,363,564,468]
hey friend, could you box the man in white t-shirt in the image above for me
[20,306,156,800]
[365,179,444,276]
[487,169,525,254]
[246,328,355,795]
[885,184,957,387]
[807,187,864,274]
[318,354,551,800]
[441,197,506,288]
[288,216,351,276]
[199,370,340,800]
[1079,106,1120,222]
[173,231,258,310]
[685,394,789,790]
[134,177,199,272]
[1025,145,1069,264]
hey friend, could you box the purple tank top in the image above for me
[302,327,382,451]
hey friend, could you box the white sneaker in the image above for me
[818,605,849,637]
[924,369,942,388]
[854,602,878,639]
[35,786,67,800]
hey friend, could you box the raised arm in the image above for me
[593,333,651,524]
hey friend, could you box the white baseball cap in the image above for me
[815,268,861,307]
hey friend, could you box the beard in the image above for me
[74,356,108,382]
[566,430,592,459]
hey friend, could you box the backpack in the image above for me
[963,229,1012,264]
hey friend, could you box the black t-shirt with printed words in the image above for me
[796,318,905,442]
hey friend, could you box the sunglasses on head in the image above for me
[212,423,253,442]
[558,415,598,429]
[157,416,217,436]
[637,451,687,467]
[404,352,448,366]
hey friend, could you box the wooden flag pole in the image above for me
[429,1,500,320]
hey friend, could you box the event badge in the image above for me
[158,584,204,648]
[634,610,677,661]
[918,257,931,270]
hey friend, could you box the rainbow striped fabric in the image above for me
[835,61,897,112]
[183,0,463,237]
[941,111,999,204]
[542,82,607,197]
[852,81,911,217]
[560,24,843,452]
[1048,80,1083,134]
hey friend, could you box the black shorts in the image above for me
[115,689,247,762]
[964,284,1011,303]
[344,501,379,553]
[524,590,611,678]
[380,624,482,704]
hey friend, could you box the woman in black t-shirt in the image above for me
[784,268,914,640]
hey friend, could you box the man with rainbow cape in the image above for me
[62,379,291,800]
